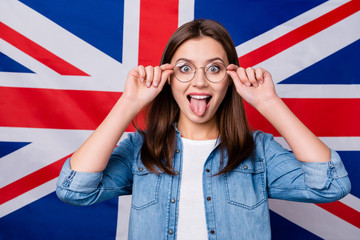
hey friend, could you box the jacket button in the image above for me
[206,169,210,173]
[139,167,143,171]
[210,230,215,234]
[175,149,180,153]
[174,171,179,175]
[207,197,211,201]
[169,229,174,235]
[171,198,175,203]
[243,165,248,170]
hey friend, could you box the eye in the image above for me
[179,64,193,73]
[207,64,221,74]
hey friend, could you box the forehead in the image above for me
[171,37,228,64]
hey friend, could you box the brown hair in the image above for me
[136,19,254,175]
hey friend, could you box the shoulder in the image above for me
[251,130,276,147]
[111,131,144,157]
[251,130,290,160]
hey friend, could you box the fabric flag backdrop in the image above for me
[0,0,359,239]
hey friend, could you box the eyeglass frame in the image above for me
[172,59,229,83]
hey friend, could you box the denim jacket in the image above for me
[56,130,351,240]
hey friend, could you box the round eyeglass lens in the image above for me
[174,62,196,82]
[204,62,227,83]
[173,61,227,83]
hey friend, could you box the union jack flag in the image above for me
[0,0,359,239]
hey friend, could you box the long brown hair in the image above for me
[136,19,254,175]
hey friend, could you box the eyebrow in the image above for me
[175,57,225,64]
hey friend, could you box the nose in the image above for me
[191,67,208,87]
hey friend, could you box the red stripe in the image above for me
[1,87,359,136]
[238,0,360,68]
[245,98,360,136]
[138,0,179,66]
[0,22,89,76]
[0,87,135,132]
[0,154,71,205]
[316,201,360,229]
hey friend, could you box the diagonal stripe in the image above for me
[238,0,360,68]
[270,198,360,239]
[138,0,179,66]
[316,201,360,229]
[0,22,89,76]
[0,154,70,205]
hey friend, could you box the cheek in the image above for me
[170,83,183,104]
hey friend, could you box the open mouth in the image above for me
[187,94,212,117]
[187,94,212,104]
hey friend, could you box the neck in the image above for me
[177,116,219,140]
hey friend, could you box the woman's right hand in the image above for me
[122,64,173,109]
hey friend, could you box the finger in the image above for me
[152,66,161,87]
[255,67,265,85]
[227,69,244,91]
[159,69,174,88]
[145,66,154,87]
[226,64,238,71]
[246,67,258,87]
[138,65,145,83]
[237,67,251,87]
[160,63,174,71]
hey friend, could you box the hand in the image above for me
[227,65,279,109]
[122,64,173,109]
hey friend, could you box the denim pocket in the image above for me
[131,166,161,210]
[225,158,266,209]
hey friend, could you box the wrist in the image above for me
[255,95,283,116]
[116,96,144,116]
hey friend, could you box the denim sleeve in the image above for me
[56,133,139,206]
[261,133,351,203]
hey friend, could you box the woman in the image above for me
[57,19,351,239]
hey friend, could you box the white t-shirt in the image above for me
[176,137,217,239]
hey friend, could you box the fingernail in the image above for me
[140,78,144,83]
[153,82,158,87]
[146,82,151,87]
[245,82,251,87]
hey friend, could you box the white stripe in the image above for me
[0,39,59,76]
[258,11,360,98]
[269,199,360,239]
[0,178,57,218]
[0,127,93,188]
[275,84,360,98]
[236,0,351,57]
[178,0,195,27]
[0,0,122,75]
[115,195,132,240]
[0,0,139,92]
[274,137,360,151]
[122,0,140,68]
[339,194,360,213]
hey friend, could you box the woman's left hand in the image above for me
[227,65,279,110]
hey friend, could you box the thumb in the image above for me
[227,70,245,95]
[158,69,174,89]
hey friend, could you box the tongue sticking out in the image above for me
[189,98,208,116]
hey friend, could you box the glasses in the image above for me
[173,61,228,83]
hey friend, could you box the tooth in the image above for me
[190,95,209,99]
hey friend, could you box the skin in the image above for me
[70,37,330,173]
[170,37,230,140]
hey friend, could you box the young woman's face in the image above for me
[170,36,230,126]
